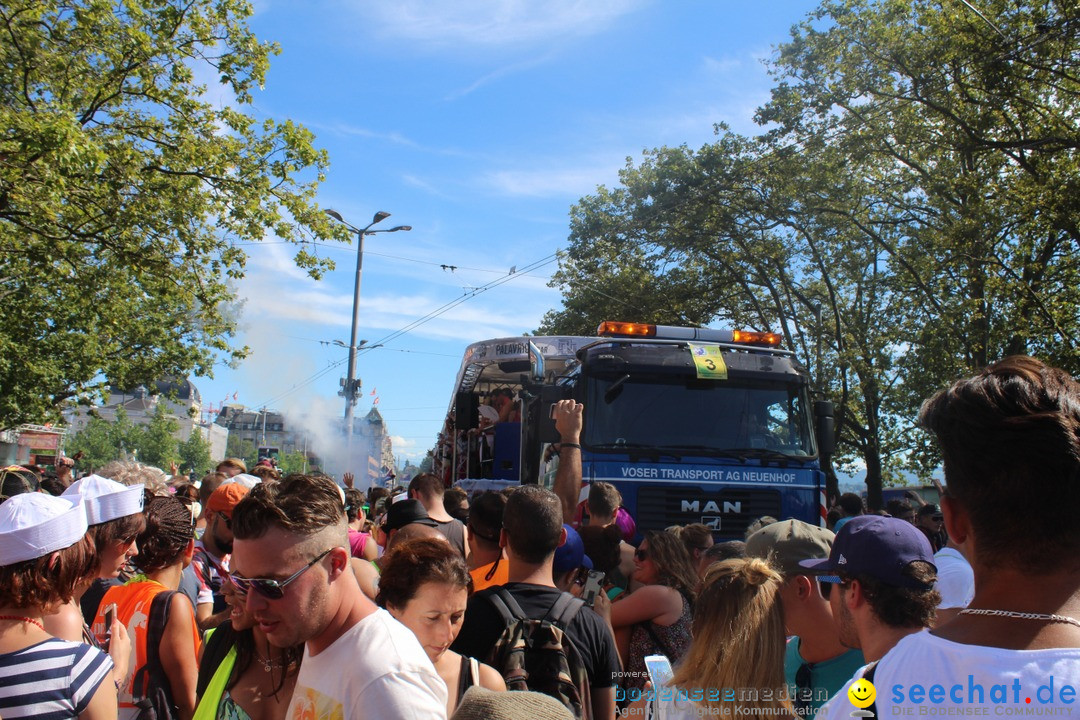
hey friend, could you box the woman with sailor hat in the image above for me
[39,475,147,688]
[0,492,118,719]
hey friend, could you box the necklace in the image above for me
[959,608,1080,628]
[254,651,290,672]
[0,615,45,632]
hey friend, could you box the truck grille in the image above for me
[634,485,782,538]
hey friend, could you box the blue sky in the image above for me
[196,0,820,464]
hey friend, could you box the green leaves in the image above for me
[0,0,338,429]
[544,0,1080,506]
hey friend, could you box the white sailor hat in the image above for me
[0,493,89,565]
[62,474,145,525]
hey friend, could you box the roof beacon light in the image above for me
[732,330,782,347]
[597,321,656,338]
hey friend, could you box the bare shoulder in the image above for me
[45,602,85,643]
[477,660,507,691]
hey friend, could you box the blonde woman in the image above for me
[643,557,795,719]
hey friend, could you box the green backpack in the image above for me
[483,587,592,720]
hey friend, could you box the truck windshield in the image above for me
[583,374,815,457]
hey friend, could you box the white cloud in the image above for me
[702,55,746,75]
[481,160,621,198]
[358,0,647,48]
[445,53,555,99]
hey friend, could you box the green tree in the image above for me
[109,407,146,462]
[178,428,213,476]
[0,0,348,429]
[757,0,1080,477]
[543,0,1080,507]
[137,404,180,470]
[224,435,258,469]
[66,416,118,472]
[276,449,308,475]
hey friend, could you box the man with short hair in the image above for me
[803,515,939,720]
[192,482,248,631]
[822,355,1080,716]
[916,502,946,552]
[408,473,468,558]
[378,498,438,551]
[231,474,447,719]
[746,520,865,715]
[586,482,635,586]
[885,498,916,523]
[831,493,864,533]
[451,485,619,720]
[215,458,246,478]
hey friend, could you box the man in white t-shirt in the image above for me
[815,357,1080,718]
[230,474,447,720]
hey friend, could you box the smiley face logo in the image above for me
[848,678,876,709]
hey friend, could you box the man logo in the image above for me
[680,500,742,514]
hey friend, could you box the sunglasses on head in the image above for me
[229,548,332,600]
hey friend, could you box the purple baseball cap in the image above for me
[799,515,936,589]
[554,524,593,573]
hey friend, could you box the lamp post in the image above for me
[323,209,411,445]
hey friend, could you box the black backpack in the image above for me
[131,590,181,720]
[483,587,592,720]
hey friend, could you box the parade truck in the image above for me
[436,322,835,538]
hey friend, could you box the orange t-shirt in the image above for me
[470,555,509,592]
[93,580,201,718]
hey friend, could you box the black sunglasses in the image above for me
[229,548,332,600]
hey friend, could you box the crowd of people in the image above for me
[1,355,1078,720]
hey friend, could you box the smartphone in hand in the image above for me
[644,654,674,691]
[102,603,117,651]
[582,570,605,607]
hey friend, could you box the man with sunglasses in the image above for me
[192,481,250,631]
[745,519,865,716]
[801,515,939,720]
[230,474,447,720]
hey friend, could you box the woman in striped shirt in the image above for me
[0,493,117,720]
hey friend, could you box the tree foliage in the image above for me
[0,0,349,429]
[224,434,257,469]
[138,404,180,469]
[66,405,185,472]
[178,425,213,476]
[542,0,1080,506]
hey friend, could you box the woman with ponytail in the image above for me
[92,495,200,720]
[644,557,795,719]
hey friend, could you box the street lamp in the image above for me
[323,209,411,444]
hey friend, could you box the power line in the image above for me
[248,252,557,409]
[232,238,534,277]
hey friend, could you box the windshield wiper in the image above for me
[659,445,751,461]
[604,374,631,404]
[721,448,803,466]
[588,442,684,460]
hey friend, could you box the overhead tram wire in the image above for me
[232,239,534,277]
[248,252,558,410]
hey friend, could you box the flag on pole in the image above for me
[370,388,377,396]
[372,396,380,405]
